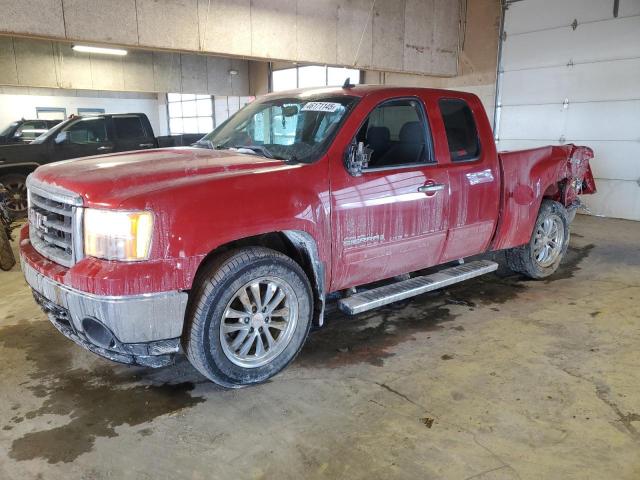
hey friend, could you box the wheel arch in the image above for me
[0,163,40,178]
[191,230,327,327]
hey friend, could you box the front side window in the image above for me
[114,116,146,139]
[438,98,480,162]
[198,95,358,163]
[15,121,46,141]
[65,118,108,144]
[355,99,431,169]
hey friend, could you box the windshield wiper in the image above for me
[213,143,297,163]
[228,144,276,159]
[194,139,214,149]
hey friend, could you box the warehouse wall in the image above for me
[495,0,640,221]
[0,0,460,76]
[363,0,500,124]
[0,37,250,95]
[0,86,164,135]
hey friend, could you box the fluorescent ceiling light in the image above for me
[72,45,127,56]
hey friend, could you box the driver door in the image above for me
[53,117,114,162]
[330,97,450,291]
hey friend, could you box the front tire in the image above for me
[0,226,15,271]
[183,247,313,388]
[506,200,570,279]
[0,173,28,218]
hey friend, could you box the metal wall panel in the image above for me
[197,0,252,57]
[0,37,18,85]
[502,16,640,71]
[583,179,640,221]
[564,101,640,142]
[250,0,298,60]
[619,0,640,16]
[497,139,640,182]
[136,0,200,51]
[404,0,436,74]
[0,0,460,76]
[583,141,640,182]
[0,0,65,38]
[505,0,617,35]
[500,100,640,143]
[372,0,405,71]
[0,37,251,96]
[63,0,139,45]
[497,0,640,220]
[13,39,58,88]
[297,0,339,65]
[336,0,373,68]
[501,57,640,105]
[498,104,567,141]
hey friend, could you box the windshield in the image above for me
[0,122,18,137]
[198,94,358,163]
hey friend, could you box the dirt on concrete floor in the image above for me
[0,214,639,479]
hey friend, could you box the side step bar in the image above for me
[338,260,498,315]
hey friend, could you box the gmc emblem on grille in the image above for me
[29,208,48,233]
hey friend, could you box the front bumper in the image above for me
[21,255,189,367]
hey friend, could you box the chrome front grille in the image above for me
[27,176,83,268]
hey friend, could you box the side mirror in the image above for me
[282,105,299,117]
[54,131,68,145]
[345,141,372,177]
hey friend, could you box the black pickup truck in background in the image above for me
[0,113,203,216]
[0,119,62,145]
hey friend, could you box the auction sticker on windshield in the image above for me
[301,102,342,113]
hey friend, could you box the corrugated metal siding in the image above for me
[496,0,640,221]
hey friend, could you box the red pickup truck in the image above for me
[20,85,596,387]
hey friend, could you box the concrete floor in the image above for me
[0,214,639,479]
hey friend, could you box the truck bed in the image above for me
[492,144,596,250]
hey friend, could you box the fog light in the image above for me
[81,317,116,349]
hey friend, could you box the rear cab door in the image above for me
[329,91,450,291]
[427,93,501,262]
[111,114,157,152]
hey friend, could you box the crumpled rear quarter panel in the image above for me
[492,144,594,250]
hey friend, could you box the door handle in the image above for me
[418,183,446,193]
[139,143,155,148]
[97,146,113,152]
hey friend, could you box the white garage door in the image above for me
[495,0,640,221]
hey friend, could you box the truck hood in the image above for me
[31,147,297,208]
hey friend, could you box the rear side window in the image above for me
[438,99,480,162]
[114,116,147,139]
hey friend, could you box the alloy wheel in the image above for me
[219,276,298,368]
[532,214,565,267]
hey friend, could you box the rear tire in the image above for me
[505,200,570,279]
[183,247,313,388]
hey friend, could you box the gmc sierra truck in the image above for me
[19,85,596,388]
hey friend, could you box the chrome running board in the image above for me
[338,260,498,315]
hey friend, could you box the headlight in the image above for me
[84,209,153,261]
